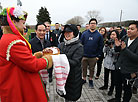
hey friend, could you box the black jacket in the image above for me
[46,31,58,47]
[59,40,83,101]
[78,31,82,39]
[115,36,138,74]
[52,29,62,38]
[120,28,127,39]
[0,27,3,39]
[29,36,51,54]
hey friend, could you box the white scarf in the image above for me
[64,37,79,45]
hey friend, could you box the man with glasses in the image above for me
[81,18,103,88]
[44,21,58,47]
[44,21,58,83]
[116,26,127,39]
[82,23,90,33]
[52,23,62,40]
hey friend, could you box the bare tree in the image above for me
[85,10,103,23]
[66,16,84,25]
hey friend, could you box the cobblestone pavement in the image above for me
[47,68,138,102]
[0,69,137,102]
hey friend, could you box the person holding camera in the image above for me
[99,30,120,96]
[108,21,138,102]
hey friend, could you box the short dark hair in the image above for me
[35,23,46,30]
[55,23,59,25]
[117,26,122,29]
[129,21,138,29]
[76,24,81,28]
[89,18,98,24]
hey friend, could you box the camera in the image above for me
[105,39,114,46]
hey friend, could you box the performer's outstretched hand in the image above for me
[42,55,53,69]
[34,51,43,58]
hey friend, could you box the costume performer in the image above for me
[0,6,52,102]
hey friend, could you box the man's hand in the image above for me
[121,41,126,49]
[96,57,99,61]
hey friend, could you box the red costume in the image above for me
[0,7,49,102]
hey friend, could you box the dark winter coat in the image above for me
[115,35,138,74]
[45,31,58,47]
[29,36,51,54]
[59,40,83,101]
[0,27,3,39]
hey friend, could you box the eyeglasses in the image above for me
[116,29,121,30]
[38,29,46,32]
[100,30,105,32]
[46,26,50,27]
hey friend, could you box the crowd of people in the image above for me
[0,6,138,102]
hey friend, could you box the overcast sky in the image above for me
[1,0,138,25]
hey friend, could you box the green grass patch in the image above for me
[24,29,35,41]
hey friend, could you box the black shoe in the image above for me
[108,91,113,96]
[108,98,121,102]
[99,86,108,90]
[82,79,86,84]
[49,77,53,83]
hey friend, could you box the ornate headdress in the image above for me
[0,6,27,20]
[0,6,31,49]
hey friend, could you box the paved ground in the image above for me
[0,69,137,102]
[47,68,138,102]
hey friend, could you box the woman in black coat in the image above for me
[58,24,83,102]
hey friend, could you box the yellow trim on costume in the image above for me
[42,57,49,69]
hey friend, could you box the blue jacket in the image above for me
[81,29,103,58]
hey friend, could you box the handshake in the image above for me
[34,47,60,69]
